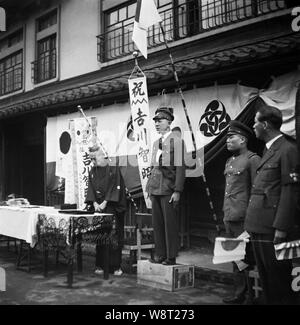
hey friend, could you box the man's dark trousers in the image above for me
[251,233,296,304]
[224,221,254,300]
[151,194,178,259]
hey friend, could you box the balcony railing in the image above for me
[31,48,56,84]
[97,0,287,62]
[0,63,23,96]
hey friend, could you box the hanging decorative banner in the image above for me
[64,146,75,205]
[128,76,152,209]
[53,116,75,204]
[0,267,5,292]
[0,7,6,32]
[69,116,96,209]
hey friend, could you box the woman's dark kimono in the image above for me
[85,160,127,273]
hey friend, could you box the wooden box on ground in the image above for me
[137,259,194,292]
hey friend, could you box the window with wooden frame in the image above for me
[32,9,58,84]
[35,34,56,83]
[101,0,173,61]
[0,50,23,96]
[0,28,23,96]
[99,0,287,62]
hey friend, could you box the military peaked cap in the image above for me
[227,120,254,139]
[153,106,174,121]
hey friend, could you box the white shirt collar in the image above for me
[266,134,282,149]
[161,130,172,142]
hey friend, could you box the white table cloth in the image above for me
[0,206,57,247]
[0,206,113,247]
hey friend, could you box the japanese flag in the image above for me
[275,239,300,260]
[132,0,162,59]
[213,237,247,264]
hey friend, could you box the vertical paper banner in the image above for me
[54,119,75,204]
[0,7,6,32]
[128,76,152,209]
[0,267,5,292]
[64,151,75,205]
[69,117,96,209]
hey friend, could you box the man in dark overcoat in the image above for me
[245,105,300,304]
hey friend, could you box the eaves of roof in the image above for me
[0,32,299,119]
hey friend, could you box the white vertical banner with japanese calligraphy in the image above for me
[128,76,152,209]
[69,117,96,209]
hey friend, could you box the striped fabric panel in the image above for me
[275,240,300,260]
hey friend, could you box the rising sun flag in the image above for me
[274,239,300,260]
[213,237,247,264]
[132,0,162,59]
[212,231,250,264]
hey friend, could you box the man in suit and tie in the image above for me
[146,106,186,265]
[245,105,299,304]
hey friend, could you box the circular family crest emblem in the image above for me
[199,100,231,137]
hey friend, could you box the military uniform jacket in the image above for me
[85,162,126,213]
[245,136,299,234]
[146,132,186,195]
[223,150,261,222]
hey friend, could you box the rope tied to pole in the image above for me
[129,51,145,79]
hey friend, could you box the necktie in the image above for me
[159,136,164,148]
[158,137,163,165]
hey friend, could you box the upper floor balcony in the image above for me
[97,0,289,63]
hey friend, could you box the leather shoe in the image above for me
[162,258,176,266]
[222,295,245,304]
[149,256,166,264]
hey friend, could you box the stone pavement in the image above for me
[0,246,233,305]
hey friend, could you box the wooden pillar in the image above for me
[0,122,5,201]
[42,114,47,206]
